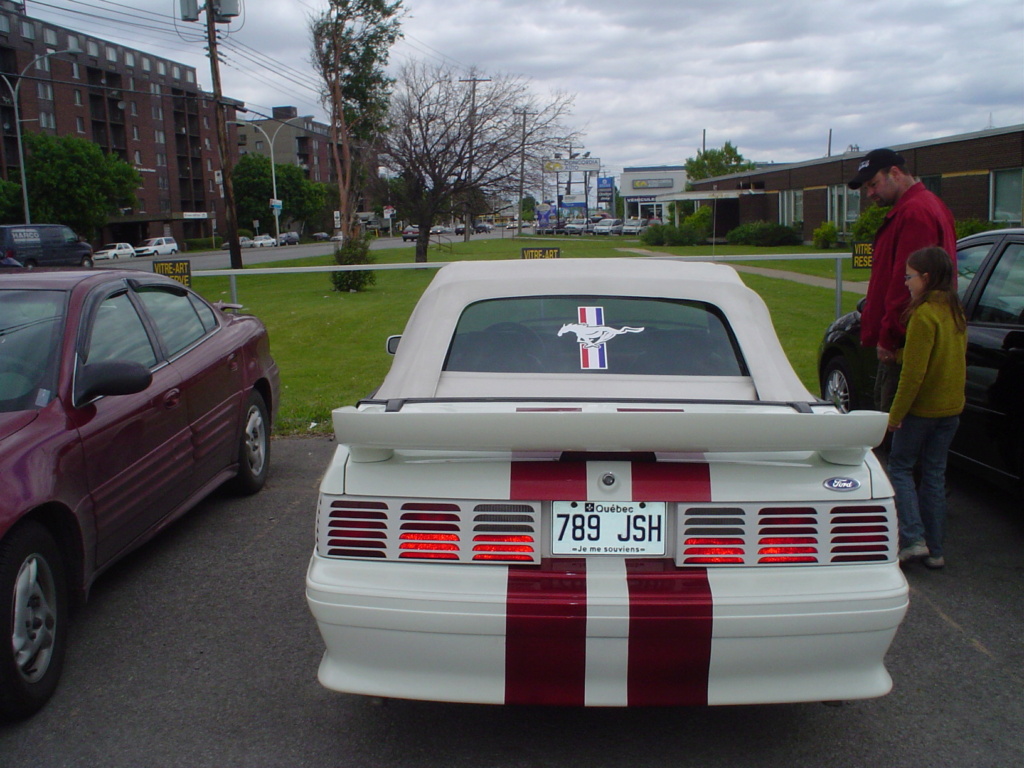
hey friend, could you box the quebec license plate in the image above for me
[551,501,666,556]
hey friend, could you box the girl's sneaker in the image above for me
[924,555,945,569]
[898,541,929,562]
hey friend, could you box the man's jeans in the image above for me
[888,414,959,556]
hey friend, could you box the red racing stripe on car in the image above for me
[625,559,713,706]
[505,560,588,705]
[631,462,712,501]
[510,461,587,500]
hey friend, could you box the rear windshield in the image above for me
[444,295,747,376]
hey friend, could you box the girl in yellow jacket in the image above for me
[888,246,967,569]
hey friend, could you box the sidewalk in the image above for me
[618,248,868,295]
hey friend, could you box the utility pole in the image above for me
[515,109,535,238]
[459,76,489,242]
[181,1,243,268]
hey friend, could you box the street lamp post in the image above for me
[1,48,75,224]
[230,116,302,241]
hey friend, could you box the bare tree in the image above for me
[311,0,403,240]
[380,60,576,262]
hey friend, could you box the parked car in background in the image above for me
[252,234,277,248]
[134,237,178,257]
[221,237,254,249]
[818,228,1024,495]
[563,220,588,235]
[0,269,279,719]
[306,257,907,708]
[277,232,299,245]
[474,222,494,233]
[329,234,345,242]
[402,226,420,242]
[621,219,647,236]
[311,232,330,241]
[593,218,623,235]
[93,243,136,261]
[0,224,93,268]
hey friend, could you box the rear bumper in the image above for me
[305,556,908,706]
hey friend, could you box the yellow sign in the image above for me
[852,241,873,270]
[153,259,192,287]
[521,247,560,260]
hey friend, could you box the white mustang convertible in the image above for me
[306,258,908,706]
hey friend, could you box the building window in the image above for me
[76,116,85,133]
[0,17,9,34]
[992,168,1023,225]
[21,20,35,39]
[205,137,211,150]
[156,153,167,166]
[130,101,137,116]
[203,116,209,129]
[152,104,163,120]
[37,83,53,100]
[255,140,264,151]
[66,34,78,52]
[39,112,56,130]
[207,158,213,171]
[87,40,99,57]
[134,150,142,164]
[125,51,135,67]
[779,189,803,228]
[106,46,117,63]
[142,57,151,72]
[35,52,51,72]
[186,70,195,84]
[73,89,82,106]
[151,83,161,95]
[71,62,80,79]
[155,129,166,144]
[828,185,860,232]
[44,28,57,46]
[132,125,140,140]
[172,65,180,80]
[157,61,166,76]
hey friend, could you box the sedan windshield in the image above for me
[0,290,66,412]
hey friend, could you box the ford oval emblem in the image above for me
[824,477,860,492]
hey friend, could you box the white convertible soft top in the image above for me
[375,258,814,402]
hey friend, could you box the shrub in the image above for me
[726,221,801,247]
[640,224,702,247]
[812,221,838,249]
[955,218,1003,238]
[682,206,713,241]
[851,205,890,242]
[329,233,377,293]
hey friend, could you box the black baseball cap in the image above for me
[848,148,905,189]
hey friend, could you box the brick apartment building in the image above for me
[676,124,1024,242]
[0,0,243,247]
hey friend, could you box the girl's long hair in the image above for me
[902,246,967,332]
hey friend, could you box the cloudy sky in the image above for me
[28,0,1024,174]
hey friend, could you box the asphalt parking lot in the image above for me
[1,437,1022,768]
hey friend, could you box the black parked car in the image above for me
[818,228,1024,494]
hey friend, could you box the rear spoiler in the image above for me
[333,406,888,466]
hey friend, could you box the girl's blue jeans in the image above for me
[888,414,960,557]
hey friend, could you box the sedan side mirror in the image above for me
[386,335,401,355]
[75,360,152,406]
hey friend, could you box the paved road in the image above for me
[1,439,1022,768]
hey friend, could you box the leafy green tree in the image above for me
[519,195,536,221]
[685,141,756,182]
[232,154,330,235]
[0,179,23,224]
[23,133,139,237]
[311,0,404,240]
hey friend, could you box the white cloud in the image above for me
[31,0,1024,173]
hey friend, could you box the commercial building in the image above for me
[676,125,1024,242]
[0,0,242,246]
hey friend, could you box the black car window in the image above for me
[444,296,747,376]
[135,286,209,356]
[955,242,993,298]
[973,243,1024,325]
[84,292,158,368]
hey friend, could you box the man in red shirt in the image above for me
[848,148,957,410]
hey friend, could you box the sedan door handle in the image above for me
[228,352,239,372]
[162,389,182,409]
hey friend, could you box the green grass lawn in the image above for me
[191,237,865,435]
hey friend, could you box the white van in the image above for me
[135,237,178,257]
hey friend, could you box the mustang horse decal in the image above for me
[558,306,644,370]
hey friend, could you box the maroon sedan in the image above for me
[0,269,279,719]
